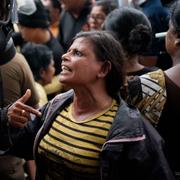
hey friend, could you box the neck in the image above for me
[125,55,144,73]
[71,86,113,121]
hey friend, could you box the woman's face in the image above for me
[88,6,106,30]
[165,21,177,56]
[60,0,77,11]
[60,37,105,87]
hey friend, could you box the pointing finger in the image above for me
[18,89,31,104]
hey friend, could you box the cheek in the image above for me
[165,34,174,54]
[47,67,55,81]
[49,67,55,78]
[78,64,99,80]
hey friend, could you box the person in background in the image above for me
[16,0,63,76]
[0,31,175,180]
[0,0,41,130]
[0,0,39,179]
[156,1,180,178]
[14,0,65,100]
[123,1,180,178]
[132,0,171,70]
[87,0,117,31]
[58,0,92,51]
[22,43,55,107]
[43,0,62,38]
[103,7,157,76]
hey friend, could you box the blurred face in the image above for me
[18,25,36,42]
[88,6,106,30]
[60,0,77,11]
[41,59,55,85]
[60,37,105,87]
[45,0,61,24]
[165,21,177,56]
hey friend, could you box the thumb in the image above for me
[19,89,31,103]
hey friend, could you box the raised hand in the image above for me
[7,89,42,128]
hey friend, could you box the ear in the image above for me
[39,68,46,81]
[97,61,111,79]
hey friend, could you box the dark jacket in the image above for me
[0,90,175,180]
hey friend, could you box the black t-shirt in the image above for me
[127,66,158,76]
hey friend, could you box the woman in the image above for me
[124,1,180,178]
[2,31,174,179]
[87,0,117,31]
[156,1,180,178]
[103,7,157,76]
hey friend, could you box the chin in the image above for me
[59,77,68,84]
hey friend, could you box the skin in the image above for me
[88,6,106,30]
[7,89,41,128]
[43,0,61,25]
[60,0,86,18]
[165,21,178,61]
[165,21,180,87]
[60,37,112,121]
[18,25,51,44]
[39,59,55,86]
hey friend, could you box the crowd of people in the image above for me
[0,0,180,179]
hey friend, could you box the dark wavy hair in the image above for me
[72,31,125,99]
[103,7,152,57]
[22,43,53,81]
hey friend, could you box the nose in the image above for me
[62,52,69,62]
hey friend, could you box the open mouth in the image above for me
[61,65,71,72]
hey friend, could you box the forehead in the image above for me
[70,37,93,50]
[91,6,104,14]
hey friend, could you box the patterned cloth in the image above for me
[127,69,166,126]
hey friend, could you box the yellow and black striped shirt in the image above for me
[38,99,118,180]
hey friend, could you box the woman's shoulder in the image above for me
[47,89,74,110]
[140,69,166,89]
[127,69,167,126]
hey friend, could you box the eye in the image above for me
[74,49,83,57]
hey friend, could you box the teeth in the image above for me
[62,65,71,71]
